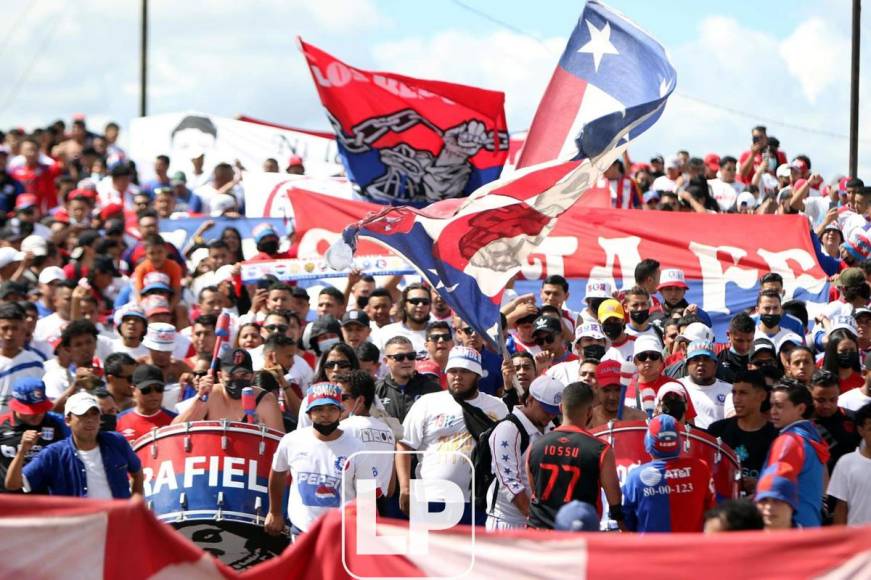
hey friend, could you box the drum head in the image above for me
[173,519,289,571]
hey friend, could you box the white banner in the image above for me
[128,111,343,182]
[240,255,412,283]
[240,171,354,218]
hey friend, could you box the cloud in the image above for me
[779,18,850,102]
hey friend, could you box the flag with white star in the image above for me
[518,0,677,167]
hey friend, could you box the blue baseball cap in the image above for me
[755,463,799,510]
[304,382,344,413]
[10,377,53,414]
[686,340,716,361]
[644,414,681,459]
[253,223,279,243]
[554,501,600,532]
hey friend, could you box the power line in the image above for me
[448,0,865,143]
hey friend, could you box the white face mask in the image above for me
[318,337,340,352]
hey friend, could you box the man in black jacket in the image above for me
[375,336,440,422]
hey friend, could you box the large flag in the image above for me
[330,1,676,344]
[299,38,509,207]
[517,1,676,167]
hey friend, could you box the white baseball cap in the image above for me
[828,314,858,336]
[38,266,67,285]
[575,322,606,342]
[776,164,793,178]
[446,346,483,376]
[633,335,663,358]
[142,322,176,352]
[775,332,803,353]
[529,375,564,416]
[655,381,690,405]
[657,268,688,290]
[65,392,100,416]
[20,235,48,257]
[737,191,757,208]
[678,322,714,343]
[0,247,23,269]
[210,194,237,217]
[584,280,613,301]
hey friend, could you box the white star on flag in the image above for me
[427,269,458,293]
[578,20,619,72]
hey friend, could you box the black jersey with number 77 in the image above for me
[526,425,610,529]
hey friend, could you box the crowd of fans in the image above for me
[0,116,869,548]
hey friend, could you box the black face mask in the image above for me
[582,344,607,361]
[602,322,624,341]
[629,310,650,325]
[760,314,781,328]
[225,378,251,399]
[259,240,280,255]
[99,414,117,432]
[837,351,859,369]
[313,421,340,436]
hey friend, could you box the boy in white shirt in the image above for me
[828,404,871,526]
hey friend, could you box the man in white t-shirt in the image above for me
[828,403,871,525]
[707,155,743,212]
[485,375,561,530]
[373,284,431,358]
[397,346,508,525]
[0,303,45,414]
[265,382,363,540]
[679,341,733,429]
[548,322,607,386]
[339,370,396,500]
[839,356,871,411]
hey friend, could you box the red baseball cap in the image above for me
[595,359,622,387]
[287,154,304,168]
[99,203,124,221]
[704,153,720,173]
[14,194,38,210]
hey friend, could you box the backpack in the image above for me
[461,401,530,512]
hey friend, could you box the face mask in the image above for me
[582,344,606,361]
[259,240,280,255]
[760,314,781,328]
[837,351,859,369]
[313,420,340,436]
[225,378,251,399]
[602,322,624,341]
[99,414,117,432]
[317,337,340,353]
[629,310,650,325]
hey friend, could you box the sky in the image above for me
[0,0,869,178]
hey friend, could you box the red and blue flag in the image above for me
[299,38,509,207]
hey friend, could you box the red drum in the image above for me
[591,420,740,501]
[133,420,288,570]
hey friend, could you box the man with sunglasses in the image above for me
[375,336,440,423]
[678,340,733,429]
[374,284,431,359]
[454,315,505,396]
[103,353,138,411]
[531,316,575,374]
[417,321,454,388]
[117,365,177,442]
[627,335,670,416]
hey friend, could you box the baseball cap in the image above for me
[633,335,663,359]
[14,194,39,211]
[142,271,172,294]
[686,340,716,361]
[210,194,237,217]
[529,375,564,416]
[595,359,622,387]
[341,310,370,328]
[143,295,172,318]
[657,268,688,290]
[655,381,689,405]
[755,463,799,511]
[99,203,125,222]
[253,223,279,243]
[584,279,613,301]
[678,322,714,343]
[843,229,871,262]
[287,154,304,169]
[554,501,600,532]
[113,304,147,327]
[737,191,757,208]
[854,307,871,320]
[650,154,664,164]
[142,322,176,352]
[10,377,53,414]
[665,155,682,170]
[38,266,67,285]
[704,153,720,173]
[597,299,624,323]
[304,382,343,413]
[220,348,254,375]
[132,364,165,390]
[445,346,483,376]
[532,315,561,336]
[65,392,100,416]
[0,281,27,300]
[309,315,341,343]
[642,190,660,204]
[750,338,776,358]
[20,235,47,257]
[828,314,857,336]
[835,267,866,288]
[0,247,24,269]
[575,322,606,342]
[775,332,803,353]
[170,171,187,186]
[644,414,681,459]
[775,164,793,179]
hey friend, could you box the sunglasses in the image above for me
[323,360,352,370]
[386,352,417,362]
[341,393,354,402]
[193,371,209,378]
[459,327,476,335]
[264,324,289,334]
[534,335,556,346]
[407,298,431,306]
[138,385,165,395]
[427,333,452,343]
[636,352,662,362]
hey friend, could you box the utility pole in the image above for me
[140,0,148,117]
[849,0,860,177]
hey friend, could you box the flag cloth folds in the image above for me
[517,1,677,168]
[331,0,676,344]
[299,38,509,207]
